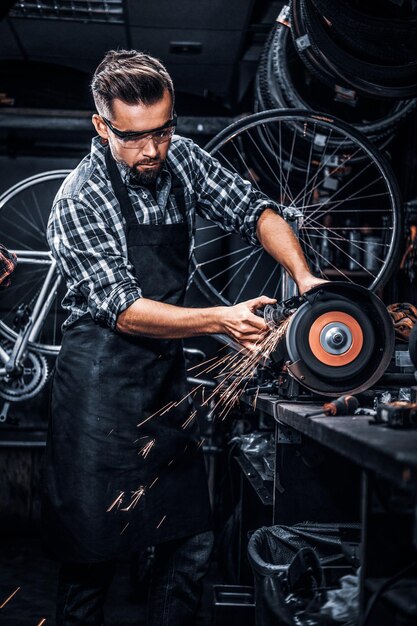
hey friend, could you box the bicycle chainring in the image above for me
[0,340,49,401]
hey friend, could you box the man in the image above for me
[43,49,324,625]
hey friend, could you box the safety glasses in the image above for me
[101,113,177,149]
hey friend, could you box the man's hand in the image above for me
[220,295,276,350]
[296,273,328,295]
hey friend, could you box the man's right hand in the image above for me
[219,295,277,350]
[117,295,276,346]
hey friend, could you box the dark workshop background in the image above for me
[0,1,417,625]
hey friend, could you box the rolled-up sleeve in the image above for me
[189,142,282,246]
[47,198,142,330]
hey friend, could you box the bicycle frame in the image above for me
[0,250,61,378]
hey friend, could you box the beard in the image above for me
[127,159,165,185]
[107,139,165,186]
[117,154,165,186]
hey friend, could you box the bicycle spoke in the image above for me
[198,245,253,267]
[216,248,264,296]
[234,248,265,302]
[193,231,231,249]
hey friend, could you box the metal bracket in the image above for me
[0,401,10,423]
[277,423,301,444]
[295,34,311,51]
[277,5,290,26]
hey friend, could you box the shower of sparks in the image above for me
[121,487,145,511]
[120,522,130,535]
[156,515,166,529]
[133,317,291,446]
[107,491,124,512]
[190,316,292,421]
[138,438,156,458]
[0,586,20,609]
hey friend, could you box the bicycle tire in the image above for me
[268,19,417,142]
[255,23,398,165]
[310,0,417,64]
[189,109,402,306]
[299,0,417,98]
[303,0,417,84]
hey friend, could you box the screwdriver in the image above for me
[305,395,359,418]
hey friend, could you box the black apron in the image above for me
[42,149,211,563]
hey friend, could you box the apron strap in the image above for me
[105,146,187,228]
[170,170,187,223]
[105,147,137,230]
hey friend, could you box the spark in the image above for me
[107,429,114,437]
[160,400,177,416]
[175,384,202,405]
[181,410,197,429]
[120,522,130,535]
[138,438,156,458]
[252,386,260,410]
[107,491,124,512]
[121,487,145,511]
[156,515,166,529]
[0,586,20,609]
[187,355,218,371]
[196,438,205,450]
[36,620,46,626]
[137,401,175,427]
[149,476,159,489]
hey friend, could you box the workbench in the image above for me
[240,394,417,625]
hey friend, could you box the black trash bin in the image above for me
[247,523,360,626]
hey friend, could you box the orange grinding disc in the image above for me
[308,311,364,367]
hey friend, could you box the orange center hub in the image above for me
[308,311,364,366]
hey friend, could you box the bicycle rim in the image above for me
[190,109,401,306]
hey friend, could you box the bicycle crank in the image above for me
[0,339,49,401]
[263,282,394,396]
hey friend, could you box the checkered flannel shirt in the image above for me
[0,244,17,288]
[47,135,281,331]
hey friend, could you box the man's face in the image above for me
[93,90,174,185]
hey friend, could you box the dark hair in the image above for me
[91,49,174,118]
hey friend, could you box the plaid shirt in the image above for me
[47,135,280,330]
[0,244,17,288]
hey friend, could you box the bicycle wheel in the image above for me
[0,170,70,355]
[190,109,402,305]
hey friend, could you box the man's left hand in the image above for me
[296,273,328,295]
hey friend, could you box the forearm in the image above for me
[256,208,312,287]
[116,297,225,338]
[116,294,276,348]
